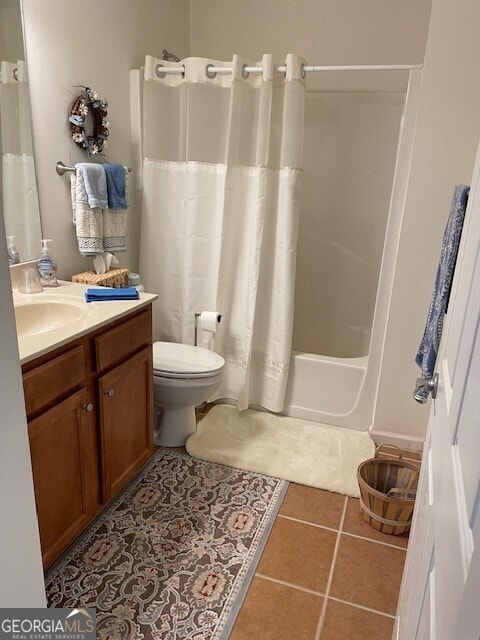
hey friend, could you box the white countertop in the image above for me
[14,281,157,366]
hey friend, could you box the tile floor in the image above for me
[229,483,410,640]
[186,407,420,639]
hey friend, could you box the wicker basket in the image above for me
[357,445,420,536]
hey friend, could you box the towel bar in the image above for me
[55,161,132,176]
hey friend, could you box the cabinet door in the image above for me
[28,389,94,568]
[99,347,153,502]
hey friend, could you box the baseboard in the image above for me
[369,428,424,453]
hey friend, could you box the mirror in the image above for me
[0,0,41,263]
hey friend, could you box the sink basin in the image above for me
[15,301,84,338]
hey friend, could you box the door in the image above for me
[98,347,154,502]
[28,389,94,568]
[395,143,480,639]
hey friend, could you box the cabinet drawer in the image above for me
[23,345,86,417]
[94,309,151,372]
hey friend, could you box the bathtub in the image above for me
[284,351,371,430]
[282,77,423,432]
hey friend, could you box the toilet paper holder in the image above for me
[194,312,222,346]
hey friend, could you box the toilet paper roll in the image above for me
[199,311,222,333]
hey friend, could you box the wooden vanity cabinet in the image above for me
[22,305,154,568]
[28,389,94,569]
[99,348,153,502]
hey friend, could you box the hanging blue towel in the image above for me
[103,163,128,209]
[415,184,470,400]
[75,163,108,209]
[85,287,139,303]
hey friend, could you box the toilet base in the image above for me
[154,406,197,447]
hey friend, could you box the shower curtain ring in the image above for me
[242,64,249,79]
[206,64,217,79]
[300,63,306,79]
[155,64,166,79]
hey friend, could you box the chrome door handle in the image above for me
[104,389,115,398]
[413,373,439,404]
[82,403,94,413]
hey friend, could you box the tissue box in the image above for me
[72,268,130,288]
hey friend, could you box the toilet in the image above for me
[152,341,225,447]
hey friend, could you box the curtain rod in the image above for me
[156,63,423,78]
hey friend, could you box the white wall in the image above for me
[0,0,24,62]
[190,0,432,66]
[0,213,45,606]
[22,0,189,279]
[373,0,480,440]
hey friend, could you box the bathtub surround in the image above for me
[45,448,287,640]
[187,405,375,497]
[138,54,305,411]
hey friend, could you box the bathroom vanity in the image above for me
[15,282,157,568]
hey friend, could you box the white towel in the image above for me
[71,167,129,256]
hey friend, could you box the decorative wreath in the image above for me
[68,86,109,155]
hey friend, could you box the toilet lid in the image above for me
[153,341,225,377]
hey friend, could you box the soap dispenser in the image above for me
[37,238,59,287]
[6,236,20,266]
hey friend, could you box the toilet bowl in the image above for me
[153,341,225,447]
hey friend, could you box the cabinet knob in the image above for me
[82,403,94,413]
[104,389,115,398]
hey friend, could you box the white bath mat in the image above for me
[186,404,375,497]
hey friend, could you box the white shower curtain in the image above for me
[0,60,41,261]
[139,54,305,411]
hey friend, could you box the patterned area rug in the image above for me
[45,449,287,639]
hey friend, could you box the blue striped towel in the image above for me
[415,184,469,400]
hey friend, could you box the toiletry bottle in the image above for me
[6,236,20,266]
[36,239,59,287]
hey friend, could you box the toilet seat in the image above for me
[152,341,225,379]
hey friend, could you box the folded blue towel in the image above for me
[85,287,139,302]
[103,163,127,209]
[415,184,469,400]
[75,163,108,209]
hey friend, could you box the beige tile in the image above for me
[280,484,345,529]
[320,599,394,640]
[330,535,405,615]
[343,498,409,548]
[230,576,323,640]
[257,517,336,592]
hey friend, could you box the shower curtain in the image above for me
[0,60,41,261]
[139,54,305,411]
